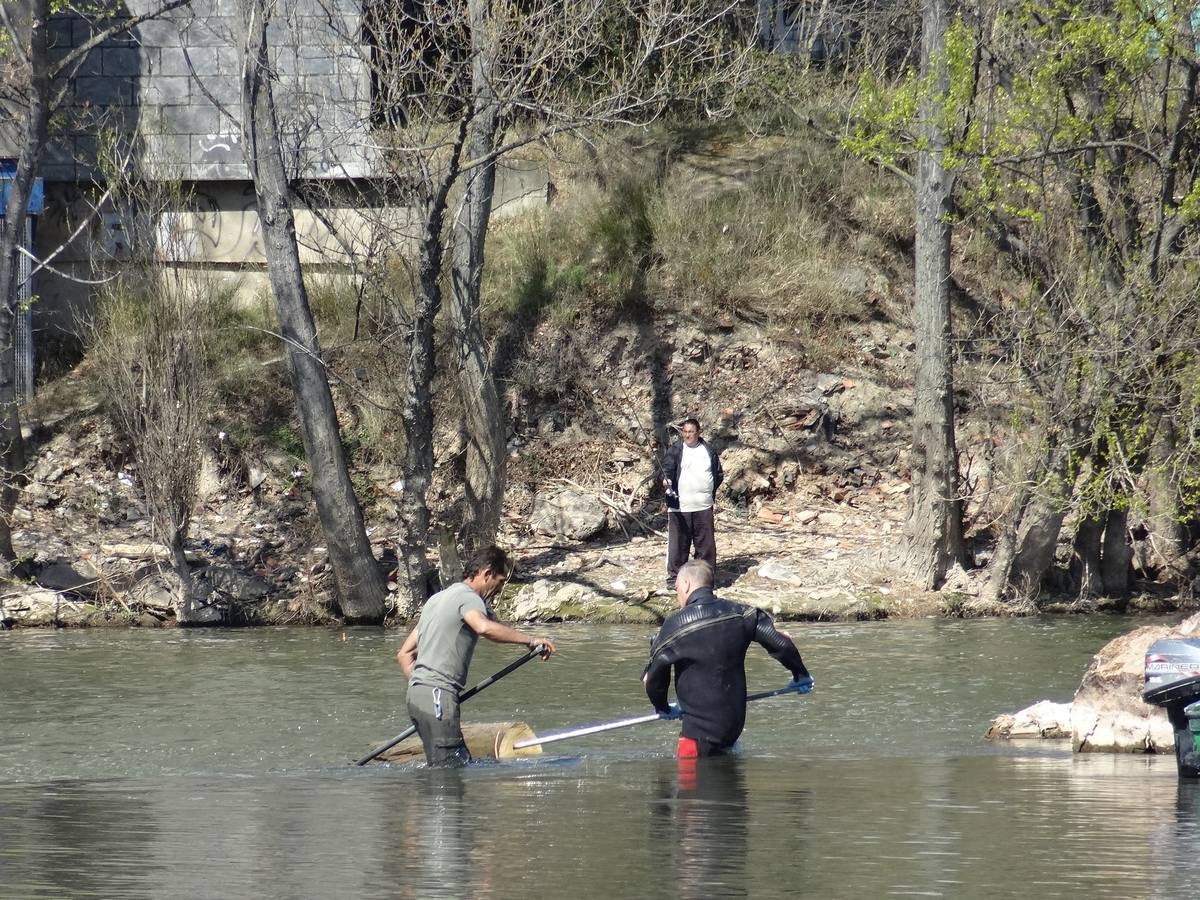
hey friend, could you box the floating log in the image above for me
[371,721,543,763]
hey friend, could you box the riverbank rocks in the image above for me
[726,564,886,620]
[128,571,223,626]
[720,448,778,502]
[0,584,111,626]
[195,565,272,603]
[498,578,663,624]
[987,612,1200,753]
[1,586,71,626]
[986,701,1073,739]
[1070,618,1194,753]
[35,559,99,597]
[756,558,804,586]
[529,490,608,541]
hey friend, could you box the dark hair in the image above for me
[464,545,514,580]
[681,417,701,431]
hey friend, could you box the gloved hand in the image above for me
[658,702,683,720]
[790,674,814,694]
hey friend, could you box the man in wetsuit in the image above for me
[644,559,812,758]
[397,545,555,766]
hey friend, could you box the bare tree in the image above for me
[446,0,506,553]
[958,0,1200,601]
[847,0,1200,601]
[322,0,749,609]
[240,0,388,622]
[844,0,968,587]
[87,154,217,624]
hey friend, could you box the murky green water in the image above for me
[2,617,1198,898]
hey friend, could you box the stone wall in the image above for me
[28,1,550,342]
[44,0,371,181]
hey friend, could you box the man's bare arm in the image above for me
[396,627,419,678]
[462,609,556,658]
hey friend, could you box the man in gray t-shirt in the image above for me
[397,546,555,766]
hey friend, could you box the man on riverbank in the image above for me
[662,418,723,590]
[397,546,555,766]
[644,560,812,758]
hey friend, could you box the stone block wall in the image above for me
[44,0,372,181]
[27,1,551,347]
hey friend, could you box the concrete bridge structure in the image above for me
[14,1,548,360]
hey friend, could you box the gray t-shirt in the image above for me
[409,582,488,693]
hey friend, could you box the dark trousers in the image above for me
[667,506,716,584]
[407,682,471,767]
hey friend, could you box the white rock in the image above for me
[756,560,802,585]
[987,700,1074,739]
[0,586,68,623]
[529,490,608,541]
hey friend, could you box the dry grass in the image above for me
[646,132,908,367]
[485,126,911,356]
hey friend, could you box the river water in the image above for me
[2,617,1199,898]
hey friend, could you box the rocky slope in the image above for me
[5,133,1193,628]
[2,304,946,627]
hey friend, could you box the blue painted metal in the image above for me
[0,160,45,216]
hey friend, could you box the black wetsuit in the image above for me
[644,586,809,755]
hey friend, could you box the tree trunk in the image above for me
[981,481,1031,604]
[436,528,464,587]
[902,0,966,588]
[0,0,51,564]
[1100,507,1132,597]
[395,222,438,616]
[1008,499,1066,596]
[394,117,472,617]
[1070,514,1103,599]
[1006,438,1074,598]
[242,0,386,623]
[1144,425,1190,581]
[984,435,1071,602]
[169,533,214,626]
[448,0,507,553]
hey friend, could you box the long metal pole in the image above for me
[355,644,545,766]
[514,681,805,750]
[514,711,668,748]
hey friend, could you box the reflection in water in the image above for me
[1151,781,1200,897]
[1174,779,1200,830]
[2,782,157,899]
[652,757,753,900]
[392,770,487,900]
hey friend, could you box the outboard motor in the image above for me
[1143,639,1200,778]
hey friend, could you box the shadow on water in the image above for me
[4,781,158,897]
